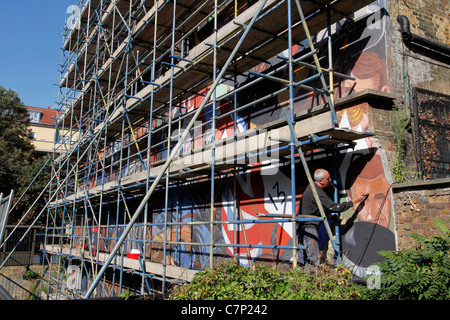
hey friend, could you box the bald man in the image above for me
[299,169,367,266]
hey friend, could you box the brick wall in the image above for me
[387,0,450,96]
[369,98,399,179]
[392,178,450,250]
[391,0,449,44]
[372,99,420,182]
[385,0,450,230]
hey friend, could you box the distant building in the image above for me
[24,106,58,154]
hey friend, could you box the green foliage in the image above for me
[118,288,131,300]
[0,86,34,190]
[11,155,52,224]
[25,269,38,281]
[390,104,410,183]
[0,85,51,224]
[367,220,450,300]
[169,260,366,300]
[170,221,450,301]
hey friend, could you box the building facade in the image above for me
[24,106,58,154]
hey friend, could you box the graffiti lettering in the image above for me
[268,181,286,212]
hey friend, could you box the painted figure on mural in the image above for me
[337,50,389,150]
[344,152,392,229]
[341,51,388,97]
[337,49,392,229]
[332,19,398,274]
[150,185,223,270]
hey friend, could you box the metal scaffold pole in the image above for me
[84,0,269,299]
[17,0,377,300]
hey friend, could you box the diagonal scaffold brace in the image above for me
[83,0,270,299]
[282,108,339,256]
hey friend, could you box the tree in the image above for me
[0,86,50,223]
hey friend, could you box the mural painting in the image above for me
[220,165,297,268]
[152,7,396,275]
[79,5,397,279]
[150,184,223,270]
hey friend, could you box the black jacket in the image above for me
[300,184,354,227]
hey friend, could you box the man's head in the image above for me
[314,169,332,189]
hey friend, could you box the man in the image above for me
[299,168,368,266]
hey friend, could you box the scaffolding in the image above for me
[13,0,377,299]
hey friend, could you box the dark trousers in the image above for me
[298,226,320,267]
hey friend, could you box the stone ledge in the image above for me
[392,177,450,191]
[335,89,400,109]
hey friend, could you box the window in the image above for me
[28,110,41,123]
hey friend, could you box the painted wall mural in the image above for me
[80,5,397,278]
[220,166,297,267]
[170,6,396,274]
[151,184,222,270]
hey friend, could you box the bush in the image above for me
[169,221,450,300]
[25,269,38,281]
[169,260,367,300]
[367,220,450,300]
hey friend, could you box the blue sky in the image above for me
[0,1,77,109]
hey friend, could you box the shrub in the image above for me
[25,269,38,281]
[169,260,367,300]
[367,220,450,300]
